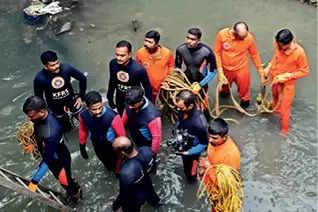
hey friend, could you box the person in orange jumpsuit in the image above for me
[136,30,174,103]
[264,29,310,135]
[213,21,265,108]
[198,118,240,212]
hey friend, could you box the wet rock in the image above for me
[40,0,52,4]
[55,21,72,35]
[23,37,32,44]
[131,18,141,32]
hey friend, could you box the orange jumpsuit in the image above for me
[213,28,263,101]
[269,41,309,134]
[203,136,241,212]
[136,46,174,103]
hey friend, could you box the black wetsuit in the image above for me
[175,43,217,91]
[177,107,208,181]
[31,112,80,197]
[34,63,87,132]
[112,147,159,212]
[107,59,152,115]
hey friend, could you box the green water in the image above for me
[0,0,317,211]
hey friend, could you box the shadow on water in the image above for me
[0,0,317,211]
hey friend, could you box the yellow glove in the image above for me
[271,73,292,86]
[28,182,38,192]
[191,82,201,95]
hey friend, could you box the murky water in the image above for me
[0,0,317,211]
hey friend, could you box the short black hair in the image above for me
[145,30,160,44]
[176,90,196,107]
[84,91,102,107]
[275,29,294,45]
[23,96,47,114]
[208,118,229,137]
[125,86,144,105]
[116,40,132,53]
[187,28,202,39]
[40,50,58,65]
[233,21,249,32]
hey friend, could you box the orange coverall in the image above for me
[213,28,263,101]
[136,46,174,103]
[203,136,241,212]
[269,41,309,134]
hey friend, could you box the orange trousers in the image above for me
[272,82,295,134]
[221,66,250,101]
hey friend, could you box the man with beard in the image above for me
[136,30,174,103]
[34,50,87,132]
[107,40,152,115]
[213,21,265,108]
[78,91,126,174]
[122,87,161,157]
[175,28,217,96]
[23,96,81,203]
[174,90,209,182]
[112,136,160,212]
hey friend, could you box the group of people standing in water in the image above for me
[21,21,309,211]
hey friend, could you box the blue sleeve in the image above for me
[199,69,217,86]
[33,75,44,99]
[106,127,116,143]
[66,64,87,99]
[31,161,49,183]
[107,61,116,102]
[188,143,207,155]
[208,50,217,72]
[140,68,152,100]
[42,134,60,165]
[175,48,183,69]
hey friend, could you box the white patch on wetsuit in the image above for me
[52,88,70,100]
[51,76,65,89]
[117,70,129,82]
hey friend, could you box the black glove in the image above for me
[79,144,89,159]
[112,196,121,211]
[108,99,116,109]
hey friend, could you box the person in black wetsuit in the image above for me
[78,91,126,174]
[174,90,209,182]
[34,50,87,132]
[23,96,81,203]
[112,136,160,212]
[175,28,217,97]
[107,40,152,115]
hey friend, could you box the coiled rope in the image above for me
[16,121,41,161]
[196,164,244,212]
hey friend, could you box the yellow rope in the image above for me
[213,81,282,118]
[197,164,244,212]
[16,121,41,161]
[156,69,214,123]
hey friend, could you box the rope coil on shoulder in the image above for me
[196,164,244,212]
[156,69,214,123]
[16,121,41,161]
